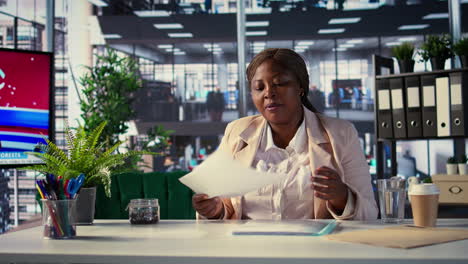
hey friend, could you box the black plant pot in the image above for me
[75,187,96,225]
[430,57,446,71]
[460,55,468,68]
[398,59,415,73]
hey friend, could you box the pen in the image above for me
[35,184,45,199]
[36,180,50,199]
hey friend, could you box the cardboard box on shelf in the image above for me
[431,175,468,205]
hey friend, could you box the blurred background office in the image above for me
[0,0,467,232]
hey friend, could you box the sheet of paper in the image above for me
[179,149,287,198]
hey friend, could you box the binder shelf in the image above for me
[375,68,468,141]
[373,54,468,179]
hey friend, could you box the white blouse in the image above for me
[242,118,355,220]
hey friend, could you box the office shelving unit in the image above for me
[373,55,468,179]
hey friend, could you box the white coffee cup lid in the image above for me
[408,183,440,195]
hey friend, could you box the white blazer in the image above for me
[218,108,378,220]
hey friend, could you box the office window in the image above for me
[55,104,68,111]
[0,14,14,48]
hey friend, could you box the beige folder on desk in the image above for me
[326,225,468,249]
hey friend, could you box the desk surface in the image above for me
[0,219,467,264]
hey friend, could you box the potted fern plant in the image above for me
[392,42,415,73]
[25,122,150,224]
[453,37,468,68]
[419,35,452,71]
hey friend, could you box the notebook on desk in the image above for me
[231,220,338,236]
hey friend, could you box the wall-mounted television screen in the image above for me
[0,48,54,167]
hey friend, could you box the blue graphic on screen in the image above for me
[0,49,52,165]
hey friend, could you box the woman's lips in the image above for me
[265,103,282,111]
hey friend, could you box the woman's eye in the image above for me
[254,85,264,91]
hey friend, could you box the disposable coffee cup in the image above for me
[408,184,439,227]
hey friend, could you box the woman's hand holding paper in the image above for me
[311,166,348,212]
[192,194,224,219]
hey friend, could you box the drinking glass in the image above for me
[377,178,406,223]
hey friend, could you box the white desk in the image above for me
[0,219,467,264]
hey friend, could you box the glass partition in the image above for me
[0,0,17,16]
[17,18,42,50]
[301,39,335,117]
[0,13,14,49]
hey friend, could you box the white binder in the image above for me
[435,76,451,137]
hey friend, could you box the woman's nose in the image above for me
[264,85,276,98]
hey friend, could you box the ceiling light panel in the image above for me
[165,48,182,52]
[398,37,417,42]
[385,42,401,46]
[157,44,173,49]
[88,0,108,7]
[134,10,170,17]
[347,39,364,44]
[168,33,193,38]
[318,28,345,34]
[103,34,121,39]
[423,13,449,19]
[339,44,355,48]
[297,41,314,46]
[332,48,347,51]
[203,44,220,48]
[246,31,268,36]
[398,24,429,30]
[154,23,183,29]
[246,21,270,27]
[328,17,361,24]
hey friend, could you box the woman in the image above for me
[193,48,378,220]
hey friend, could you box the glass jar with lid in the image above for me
[127,199,159,224]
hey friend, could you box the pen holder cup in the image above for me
[41,199,77,239]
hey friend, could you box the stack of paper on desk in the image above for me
[231,220,338,236]
[179,149,287,198]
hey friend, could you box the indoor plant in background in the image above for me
[453,37,468,68]
[78,47,170,171]
[79,47,143,152]
[391,42,415,73]
[419,35,452,71]
[25,122,149,224]
[446,156,458,175]
[458,155,468,175]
